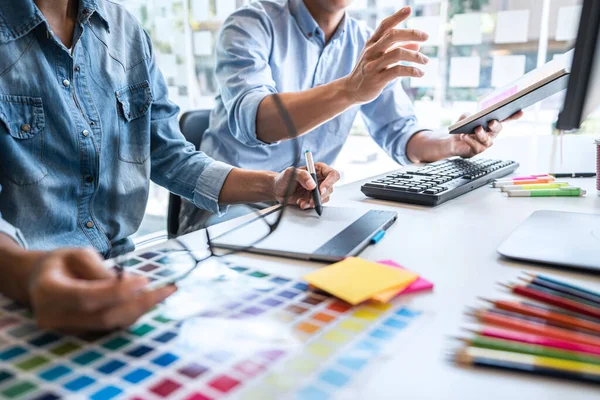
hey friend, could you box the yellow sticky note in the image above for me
[303,257,419,305]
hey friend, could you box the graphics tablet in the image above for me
[211,206,397,262]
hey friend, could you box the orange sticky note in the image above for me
[303,257,419,305]
[371,280,415,303]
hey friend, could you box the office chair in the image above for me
[166,109,212,238]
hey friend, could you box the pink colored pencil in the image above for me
[476,326,600,357]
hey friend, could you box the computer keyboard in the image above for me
[361,157,519,206]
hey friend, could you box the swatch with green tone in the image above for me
[50,342,81,356]
[248,271,268,278]
[152,315,172,324]
[129,323,155,337]
[16,355,50,371]
[1,381,36,399]
[102,336,131,351]
[72,350,103,365]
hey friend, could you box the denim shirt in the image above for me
[200,0,424,173]
[0,0,233,257]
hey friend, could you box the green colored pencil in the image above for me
[460,335,600,366]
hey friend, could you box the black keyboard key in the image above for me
[423,189,437,194]
[365,183,387,189]
[408,187,420,192]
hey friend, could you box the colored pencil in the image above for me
[480,299,600,335]
[523,273,600,304]
[458,336,600,365]
[521,301,600,324]
[471,326,600,357]
[470,309,600,347]
[454,346,600,384]
[518,279,600,309]
[501,283,600,319]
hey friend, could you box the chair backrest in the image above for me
[167,109,212,237]
[179,109,212,149]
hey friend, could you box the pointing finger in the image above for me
[369,6,412,43]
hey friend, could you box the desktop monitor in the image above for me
[557,0,600,130]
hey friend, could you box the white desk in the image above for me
[184,135,600,399]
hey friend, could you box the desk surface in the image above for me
[190,134,600,399]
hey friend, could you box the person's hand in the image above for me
[450,111,524,158]
[28,248,176,332]
[343,6,429,104]
[273,163,341,209]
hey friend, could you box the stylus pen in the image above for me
[551,172,597,178]
[304,150,323,216]
[507,187,586,197]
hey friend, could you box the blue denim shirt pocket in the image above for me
[0,94,48,185]
[116,80,153,164]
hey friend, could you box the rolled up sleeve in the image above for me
[144,32,233,215]
[216,8,279,147]
[360,80,429,165]
[0,185,27,248]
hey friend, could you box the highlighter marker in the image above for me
[507,187,586,197]
[500,182,570,192]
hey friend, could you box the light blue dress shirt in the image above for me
[201,0,423,172]
[0,0,232,257]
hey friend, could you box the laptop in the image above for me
[498,210,600,273]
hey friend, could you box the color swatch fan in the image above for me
[0,245,430,400]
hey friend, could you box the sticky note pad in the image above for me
[372,260,434,303]
[303,258,418,305]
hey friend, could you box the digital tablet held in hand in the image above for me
[448,69,570,134]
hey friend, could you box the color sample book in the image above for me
[303,258,419,305]
[0,245,426,400]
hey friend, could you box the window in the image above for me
[116,0,593,237]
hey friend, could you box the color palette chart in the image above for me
[0,245,428,400]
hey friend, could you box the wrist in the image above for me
[262,171,279,202]
[0,241,45,305]
[333,77,358,107]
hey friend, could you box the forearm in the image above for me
[218,168,277,204]
[0,234,42,305]
[256,78,355,143]
[406,130,455,163]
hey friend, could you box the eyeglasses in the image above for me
[115,93,302,286]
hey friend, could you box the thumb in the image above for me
[296,169,316,191]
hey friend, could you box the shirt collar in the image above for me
[289,0,347,43]
[0,0,110,44]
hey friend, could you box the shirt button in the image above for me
[86,176,94,183]
[21,124,31,132]
[86,221,94,229]
[308,32,313,38]
[89,121,95,126]
[82,129,89,137]
[74,66,80,72]
[62,79,70,87]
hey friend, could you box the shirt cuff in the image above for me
[396,124,431,166]
[238,90,281,147]
[193,161,234,216]
[0,219,27,249]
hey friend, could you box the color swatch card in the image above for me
[303,258,419,305]
[0,246,428,400]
